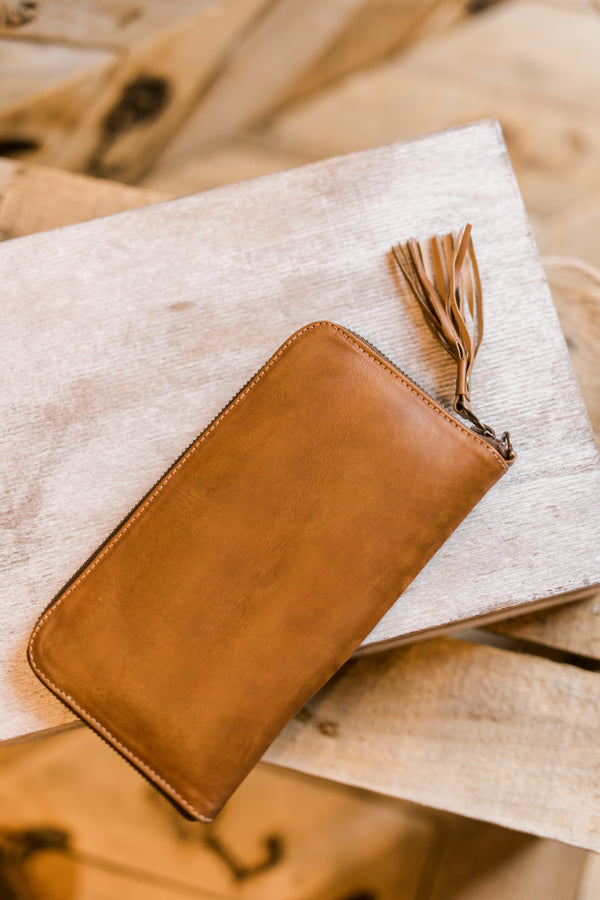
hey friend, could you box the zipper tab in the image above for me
[454,400,515,462]
[392,226,515,464]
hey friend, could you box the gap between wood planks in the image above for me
[454,629,600,673]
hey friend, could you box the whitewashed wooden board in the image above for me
[2,119,600,741]
[265,636,600,852]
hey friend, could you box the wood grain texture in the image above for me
[4,853,201,900]
[266,637,600,851]
[0,157,165,240]
[0,39,114,111]
[147,0,373,148]
[54,0,270,182]
[0,39,117,166]
[543,258,600,445]
[0,0,229,46]
[267,0,600,154]
[264,1,600,267]
[0,724,590,898]
[2,120,600,742]
[147,0,479,166]
[578,849,600,900]
[0,0,271,180]
[491,257,600,655]
[535,0,597,10]
[545,195,600,270]
[0,728,434,900]
[491,596,600,658]
[139,134,313,196]
[423,815,587,899]
[290,0,495,100]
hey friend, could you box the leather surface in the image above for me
[28,322,508,821]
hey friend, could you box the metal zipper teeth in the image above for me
[346,328,511,462]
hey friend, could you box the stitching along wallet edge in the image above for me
[28,226,515,822]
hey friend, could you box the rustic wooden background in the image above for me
[2,0,600,273]
[2,0,600,896]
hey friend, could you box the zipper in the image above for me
[346,328,514,463]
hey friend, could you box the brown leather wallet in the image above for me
[28,227,514,821]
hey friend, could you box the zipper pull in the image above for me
[392,224,515,463]
[458,401,514,462]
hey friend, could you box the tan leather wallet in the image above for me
[28,226,514,821]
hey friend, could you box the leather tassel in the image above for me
[392,225,514,460]
[392,223,483,413]
[392,224,495,430]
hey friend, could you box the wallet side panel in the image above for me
[29,322,507,821]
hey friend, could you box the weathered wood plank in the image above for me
[578,848,600,900]
[0,39,117,166]
[0,158,164,240]
[139,134,312,196]
[410,1,600,114]
[543,258,600,445]
[147,0,484,168]
[11,853,194,900]
[13,826,593,900]
[545,204,600,290]
[266,637,600,851]
[533,0,597,10]
[149,0,373,149]
[490,257,600,654]
[0,728,434,899]
[426,815,587,899]
[265,1,600,263]
[0,0,271,180]
[0,38,115,111]
[291,0,506,100]
[0,0,227,46]
[0,723,590,897]
[491,596,600,658]
[57,0,270,182]
[2,121,600,743]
